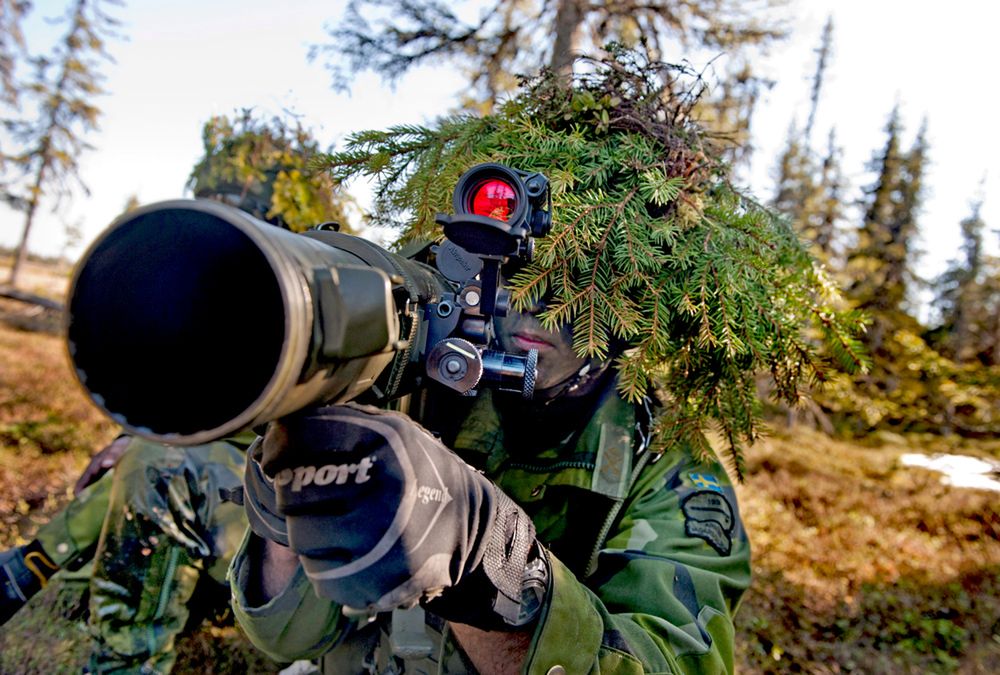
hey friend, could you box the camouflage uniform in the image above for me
[230,381,751,673]
[36,436,250,674]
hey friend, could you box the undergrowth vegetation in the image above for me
[735,427,1000,672]
[0,287,998,672]
[0,321,276,673]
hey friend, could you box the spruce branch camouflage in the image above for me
[314,46,868,475]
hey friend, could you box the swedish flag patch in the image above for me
[689,472,723,493]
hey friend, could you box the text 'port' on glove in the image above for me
[259,403,546,628]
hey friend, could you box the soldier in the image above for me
[233,304,751,674]
[0,434,250,673]
[2,109,345,673]
[226,54,764,674]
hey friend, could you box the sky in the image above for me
[4,0,998,294]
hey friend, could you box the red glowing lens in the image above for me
[470,179,516,222]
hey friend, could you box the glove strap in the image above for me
[492,543,549,627]
[481,491,548,627]
[242,439,290,546]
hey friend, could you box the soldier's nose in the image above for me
[524,297,545,315]
[524,290,554,315]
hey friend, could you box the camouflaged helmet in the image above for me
[190,169,285,228]
[312,47,869,472]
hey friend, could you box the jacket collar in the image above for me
[452,380,636,500]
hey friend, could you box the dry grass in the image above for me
[0,255,74,299]
[0,323,119,548]
[1,261,998,673]
[0,256,70,333]
[735,426,1000,673]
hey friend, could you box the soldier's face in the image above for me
[494,300,588,392]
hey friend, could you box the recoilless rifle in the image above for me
[66,163,551,445]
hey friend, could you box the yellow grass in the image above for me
[1,260,997,672]
[0,323,118,548]
[735,427,1000,672]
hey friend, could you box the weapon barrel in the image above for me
[66,200,407,445]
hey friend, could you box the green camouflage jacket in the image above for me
[37,435,251,673]
[230,384,751,673]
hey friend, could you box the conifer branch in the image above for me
[317,47,867,473]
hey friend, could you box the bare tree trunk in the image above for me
[8,207,36,286]
[550,0,586,80]
[8,156,48,287]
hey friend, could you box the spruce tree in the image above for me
[0,0,30,106]
[769,18,842,264]
[0,0,30,206]
[770,125,846,265]
[816,113,997,437]
[313,0,788,115]
[316,48,867,474]
[2,0,122,287]
[801,18,844,264]
[846,107,927,350]
[933,195,999,365]
[803,16,833,147]
[812,129,845,262]
[892,120,928,313]
[694,59,775,167]
[771,122,816,227]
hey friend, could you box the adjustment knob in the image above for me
[425,338,483,394]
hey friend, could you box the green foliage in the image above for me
[847,109,927,329]
[858,581,978,671]
[771,124,845,263]
[818,325,1000,437]
[802,109,1000,439]
[887,613,968,668]
[766,36,998,440]
[767,17,844,266]
[187,110,353,233]
[317,48,867,473]
[931,198,999,366]
[0,414,84,454]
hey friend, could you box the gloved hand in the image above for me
[242,436,290,547]
[73,435,132,496]
[254,402,547,628]
[0,542,58,626]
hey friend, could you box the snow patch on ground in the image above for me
[900,453,1000,492]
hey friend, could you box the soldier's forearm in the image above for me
[449,621,532,675]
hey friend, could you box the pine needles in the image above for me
[313,46,868,475]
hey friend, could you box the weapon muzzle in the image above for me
[67,200,399,445]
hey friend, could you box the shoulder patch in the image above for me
[681,490,734,556]
[688,472,724,493]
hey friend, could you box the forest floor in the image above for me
[0,259,998,673]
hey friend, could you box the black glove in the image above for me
[257,403,547,628]
[0,542,58,626]
[242,437,290,547]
